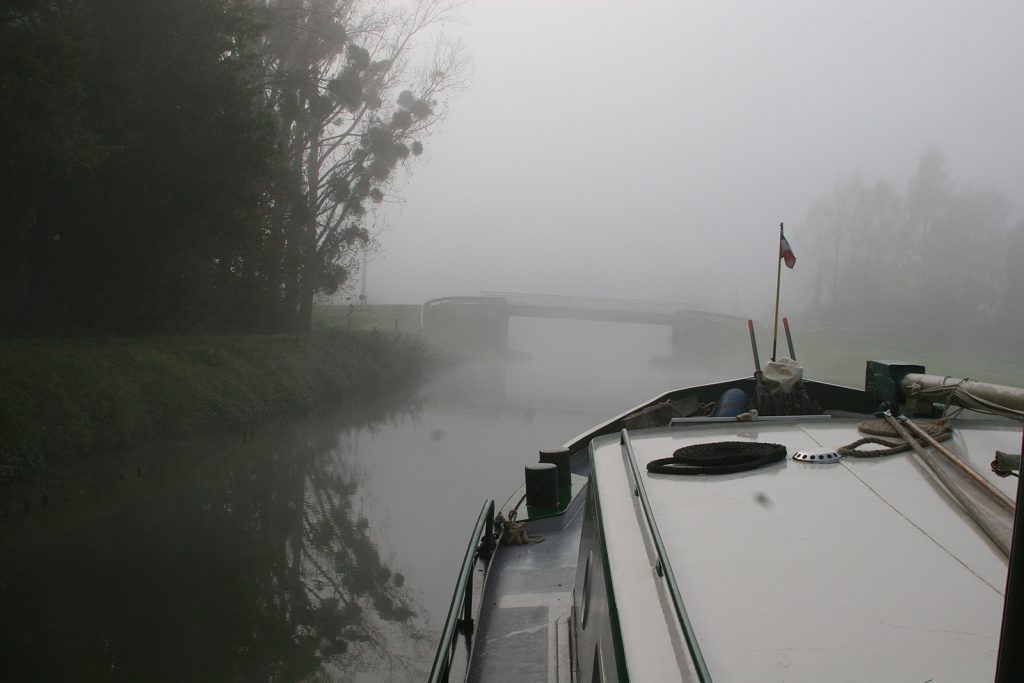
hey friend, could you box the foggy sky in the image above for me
[372,0,1024,319]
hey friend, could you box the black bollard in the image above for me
[525,462,559,516]
[539,447,571,506]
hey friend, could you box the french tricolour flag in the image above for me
[780,232,796,269]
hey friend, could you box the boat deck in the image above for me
[466,496,584,682]
[591,417,1017,681]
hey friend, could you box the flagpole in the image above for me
[771,222,784,361]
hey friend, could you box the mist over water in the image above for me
[502,318,751,410]
[505,319,674,409]
[3,321,704,681]
[4,310,993,680]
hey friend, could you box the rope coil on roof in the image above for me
[646,441,787,475]
[837,418,952,458]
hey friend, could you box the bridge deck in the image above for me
[423,293,745,327]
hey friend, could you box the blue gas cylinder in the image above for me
[712,388,749,417]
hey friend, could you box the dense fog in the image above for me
[5,4,1024,678]
[374,0,1024,344]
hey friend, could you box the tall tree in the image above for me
[1,0,463,335]
[1,0,280,335]
[795,148,1014,342]
[256,0,465,330]
[1000,217,1024,341]
[76,0,281,334]
[800,175,905,329]
[0,0,110,333]
[902,148,1010,336]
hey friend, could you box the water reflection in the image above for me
[0,397,431,681]
[1,320,714,680]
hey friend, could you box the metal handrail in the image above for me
[620,428,712,682]
[480,290,707,313]
[428,498,497,683]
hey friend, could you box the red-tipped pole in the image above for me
[747,319,762,374]
[783,317,796,360]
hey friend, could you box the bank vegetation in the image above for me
[0,329,432,480]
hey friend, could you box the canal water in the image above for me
[0,320,747,681]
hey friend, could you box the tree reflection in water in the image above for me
[0,395,432,681]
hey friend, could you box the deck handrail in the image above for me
[428,498,496,683]
[621,428,713,682]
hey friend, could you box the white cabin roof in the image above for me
[589,417,1017,682]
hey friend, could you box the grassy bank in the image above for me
[314,303,423,334]
[0,329,432,480]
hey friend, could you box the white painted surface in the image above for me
[592,418,1011,682]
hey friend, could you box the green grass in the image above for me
[313,303,422,334]
[0,328,433,480]
[315,303,514,360]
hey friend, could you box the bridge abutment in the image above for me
[422,297,510,357]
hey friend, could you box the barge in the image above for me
[430,344,1024,682]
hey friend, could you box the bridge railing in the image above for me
[480,291,707,315]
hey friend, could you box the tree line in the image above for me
[793,147,1024,347]
[1,0,462,336]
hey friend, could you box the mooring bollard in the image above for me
[525,462,558,515]
[539,447,571,506]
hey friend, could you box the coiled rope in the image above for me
[837,418,952,458]
[495,510,543,545]
[646,441,787,475]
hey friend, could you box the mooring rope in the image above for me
[495,511,543,545]
[837,418,952,458]
[646,441,787,475]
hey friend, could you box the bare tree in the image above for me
[257,0,466,329]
